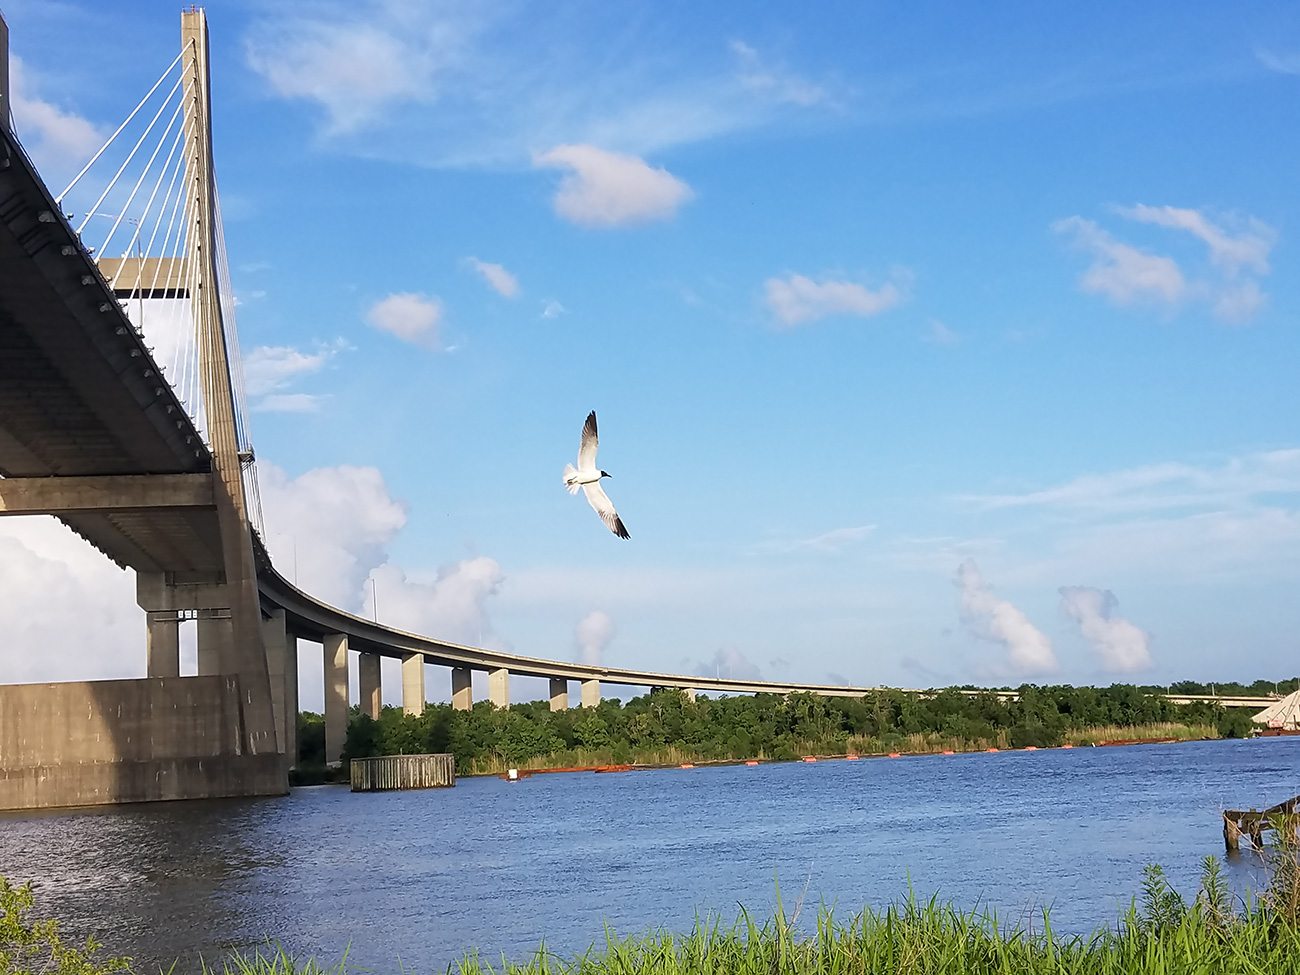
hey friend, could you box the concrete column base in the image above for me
[549,678,568,711]
[323,634,349,766]
[402,653,425,716]
[488,667,509,709]
[451,667,472,711]
[359,651,381,719]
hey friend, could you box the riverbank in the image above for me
[7,859,1300,975]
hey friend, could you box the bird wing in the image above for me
[577,410,599,471]
[582,481,630,539]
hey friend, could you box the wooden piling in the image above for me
[350,753,455,791]
[1223,794,1300,851]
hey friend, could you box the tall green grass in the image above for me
[8,850,1300,975]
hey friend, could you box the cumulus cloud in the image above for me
[764,272,907,327]
[574,610,615,665]
[1058,586,1153,673]
[955,559,1057,675]
[1053,216,1186,306]
[0,519,141,684]
[365,557,506,649]
[1054,206,1275,323]
[463,257,519,298]
[533,144,693,227]
[9,57,103,179]
[697,646,763,681]
[260,462,408,611]
[365,293,442,348]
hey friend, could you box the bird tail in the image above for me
[562,463,581,494]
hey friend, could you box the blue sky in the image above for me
[4,1,1299,703]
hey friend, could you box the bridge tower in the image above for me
[133,8,279,757]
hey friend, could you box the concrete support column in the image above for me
[451,667,472,711]
[402,653,425,716]
[683,687,696,703]
[145,611,180,678]
[323,633,349,766]
[359,652,382,720]
[262,609,297,758]
[549,678,569,711]
[196,611,233,676]
[581,679,600,708]
[488,667,509,709]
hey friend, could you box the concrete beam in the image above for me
[549,678,568,711]
[359,652,381,720]
[0,474,214,514]
[145,611,180,678]
[401,653,425,716]
[95,256,189,298]
[323,634,349,766]
[488,667,509,709]
[581,679,600,708]
[451,667,472,711]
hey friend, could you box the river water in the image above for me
[1,737,1298,971]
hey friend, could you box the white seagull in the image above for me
[563,411,630,539]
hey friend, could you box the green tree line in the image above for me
[295,681,1284,775]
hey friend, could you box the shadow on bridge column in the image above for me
[451,667,473,711]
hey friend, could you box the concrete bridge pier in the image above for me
[549,678,568,711]
[451,667,472,710]
[261,609,297,762]
[145,611,181,678]
[359,651,382,719]
[581,679,600,708]
[323,633,349,766]
[489,667,509,708]
[402,653,425,715]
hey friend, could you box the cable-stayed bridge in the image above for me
[0,11,1277,811]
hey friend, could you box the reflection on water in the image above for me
[1,737,1296,972]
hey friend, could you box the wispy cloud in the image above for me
[243,341,344,413]
[792,525,877,553]
[533,144,693,228]
[924,320,961,345]
[697,645,763,681]
[764,271,908,327]
[1257,49,1300,74]
[243,5,838,167]
[1054,205,1275,323]
[541,299,566,319]
[365,292,443,348]
[1059,586,1152,673]
[956,559,1057,675]
[575,610,615,666]
[967,449,1300,514]
[463,257,520,298]
[9,57,103,179]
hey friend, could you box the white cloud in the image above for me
[365,558,506,649]
[260,462,408,612]
[955,559,1056,675]
[9,57,103,178]
[1058,586,1152,673]
[697,646,763,681]
[1115,204,1274,276]
[0,519,140,684]
[924,320,961,346]
[1055,206,1275,322]
[764,272,907,327]
[574,610,615,665]
[791,525,876,553]
[969,449,1300,514]
[365,293,443,348]
[533,144,693,228]
[246,16,444,134]
[242,342,343,413]
[1053,216,1186,307]
[1257,49,1300,74]
[541,299,566,319]
[463,257,519,298]
[730,40,827,107]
